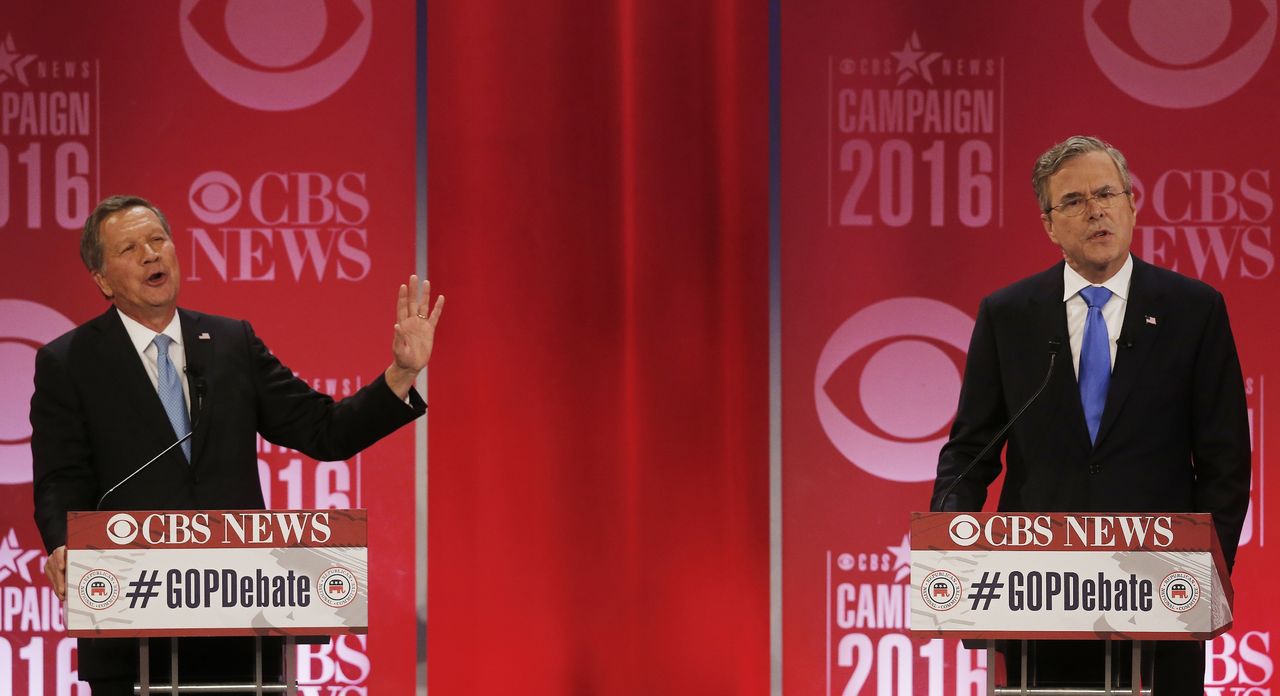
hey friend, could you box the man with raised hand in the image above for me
[32,194,443,695]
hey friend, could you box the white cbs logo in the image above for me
[814,297,973,482]
[1084,0,1276,108]
[188,171,242,224]
[105,513,140,545]
[947,514,981,547]
[188,170,369,227]
[0,300,75,486]
[179,0,373,111]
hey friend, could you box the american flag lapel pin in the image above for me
[1145,315,1158,326]
[199,332,211,340]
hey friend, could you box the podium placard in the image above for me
[910,512,1233,641]
[65,509,367,637]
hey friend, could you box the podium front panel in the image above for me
[910,512,1233,641]
[65,509,368,637]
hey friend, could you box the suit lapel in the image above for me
[1095,258,1163,447]
[180,309,213,466]
[1030,263,1092,446]
[91,308,178,449]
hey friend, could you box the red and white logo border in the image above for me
[920,569,963,612]
[1158,571,1200,613]
[79,568,121,611]
[318,565,359,608]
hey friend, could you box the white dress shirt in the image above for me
[116,308,191,412]
[1062,254,1132,377]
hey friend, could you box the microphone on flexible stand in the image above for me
[186,364,207,422]
[96,367,207,510]
[934,338,1062,512]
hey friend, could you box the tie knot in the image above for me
[153,334,173,353]
[1079,286,1112,309]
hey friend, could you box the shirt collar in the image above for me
[1062,254,1133,302]
[116,308,183,353]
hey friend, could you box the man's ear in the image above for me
[91,271,113,299]
[1042,213,1057,244]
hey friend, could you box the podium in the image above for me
[64,509,369,695]
[910,512,1233,695]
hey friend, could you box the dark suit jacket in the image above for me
[31,306,425,679]
[931,257,1251,569]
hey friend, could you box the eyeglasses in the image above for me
[1045,189,1131,218]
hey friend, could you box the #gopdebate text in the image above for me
[971,571,1153,613]
[148,569,311,610]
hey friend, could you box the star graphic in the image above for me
[0,529,42,585]
[887,534,911,582]
[0,34,37,87]
[890,32,941,86]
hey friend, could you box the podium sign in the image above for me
[910,512,1233,641]
[65,509,368,637]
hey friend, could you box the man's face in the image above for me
[91,206,181,324]
[1041,150,1135,283]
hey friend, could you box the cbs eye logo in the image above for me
[947,514,981,547]
[0,300,74,486]
[188,171,242,224]
[1084,0,1276,108]
[180,0,373,112]
[106,513,141,545]
[814,297,973,483]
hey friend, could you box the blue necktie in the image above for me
[153,334,192,461]
[1078,286,1113,445]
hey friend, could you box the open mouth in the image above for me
[146,270,167,285]
[1088,230,1111,240]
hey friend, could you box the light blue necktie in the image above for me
[152,334,191,461]
[1078,286,1113,445]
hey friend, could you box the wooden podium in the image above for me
[64,509,368,695]
[910,512,1233,695]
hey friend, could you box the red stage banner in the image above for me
[0,2,418,693]
[426,0,770,693]
[782,2,1279,693]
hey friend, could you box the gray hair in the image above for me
[1032,135,1132,214]
[81,195,172,272]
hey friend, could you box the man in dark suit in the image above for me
[931,136,1250,694]
[31,195,444,694]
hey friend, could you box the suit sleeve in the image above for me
[243,321,425,461]
[1190,291,1251,571]
[931,297,1007,512]
[30,345,97,552]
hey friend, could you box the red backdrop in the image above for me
[0,1,418,693]
[426,0,770,692]
[782,2,1279,693]
[4,1,1278,695]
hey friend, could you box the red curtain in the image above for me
[427,0,770,692]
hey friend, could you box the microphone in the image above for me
[934,338,1062,512]
[96,368,207,511]
[186,364,207,421]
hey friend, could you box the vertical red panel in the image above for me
[0,2,418,692]
[783,2,1280,693]
[427,0,769,692]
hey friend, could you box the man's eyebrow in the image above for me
[1059,183,1120,202]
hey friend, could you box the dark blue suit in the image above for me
[932,257,1250,692]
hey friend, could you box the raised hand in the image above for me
[385,275,444,398]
